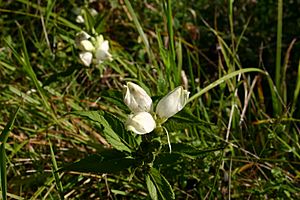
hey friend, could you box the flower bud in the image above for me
[94,35,112,63]
[126,112,156,134]
[156,86,190,121]
[79,52,93,66]
[124,82,152,113]
[75,15,85,24]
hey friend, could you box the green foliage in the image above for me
[147,168,175,200]
[1,0,300,199]
[62,150,136,174]
[69,110,133,152]
[0,107,20,200]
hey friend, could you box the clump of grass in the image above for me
[0,0,300,199]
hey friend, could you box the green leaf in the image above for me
[188,68,266,102]
[0,145,7,200]
[4,31,56,121]
[149,168,175,200]
[104,112,140,149]
[49,140,64,200]
[161,143,225,159]
[100,90,128,111]
[146,174,158,200]
[0,106,20,200]
[0,106,20,143]
[82,7,96,32]
[155,144,224,166]
[154,152,183,166]
[69,111,131,152]
[164,108,214,132]
[61,149,136,174]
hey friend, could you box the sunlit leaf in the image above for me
[149,168,175,200]
[69,111,131,152]
[146,174,158,200]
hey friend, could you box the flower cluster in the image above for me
[124,82,190,135]
[75,31,113,67]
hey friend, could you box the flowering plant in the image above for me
[75,31,113,66]
[123,82,190,135]
[64,81,196,200]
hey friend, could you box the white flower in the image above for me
[125,112,156,135]
[75,32,113,66]
[124,82,152,113]
[79,52,93,67]
[123,82,190,135]
[156,86,190,121]
[94,35,113,63]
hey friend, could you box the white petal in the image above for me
[126,112,156,134]
[93,36,112,63]
[79,52,93,66]
[156,86,190,121]
[95,48,112,63]
[100,40,110,51]
[124,82,152,113]
[80,40,95,51]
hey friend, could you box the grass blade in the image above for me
[0,106,20,200]
[275,0,283,90]
[163,0,179,86]
[291,60,300,116]
[123,0,156,65]
[0,107,20,143]
[49,140,64,200]
[188,68,266,102]
[275,0,283,113]
[0,145,7,200]
[5,29,57,121]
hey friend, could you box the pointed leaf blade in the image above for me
[146,174,158,200]
[69,111,131,152]
[149,168,175,200]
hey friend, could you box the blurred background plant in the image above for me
[0,0,300,199]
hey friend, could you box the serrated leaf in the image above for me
[149,168,175,200]
[104,112,140,149]
[61,149,136,174]
[69,111,131,152]
[146,174,158,200]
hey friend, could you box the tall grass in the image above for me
[0,0,300,199]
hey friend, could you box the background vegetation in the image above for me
[1,0,300,199]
